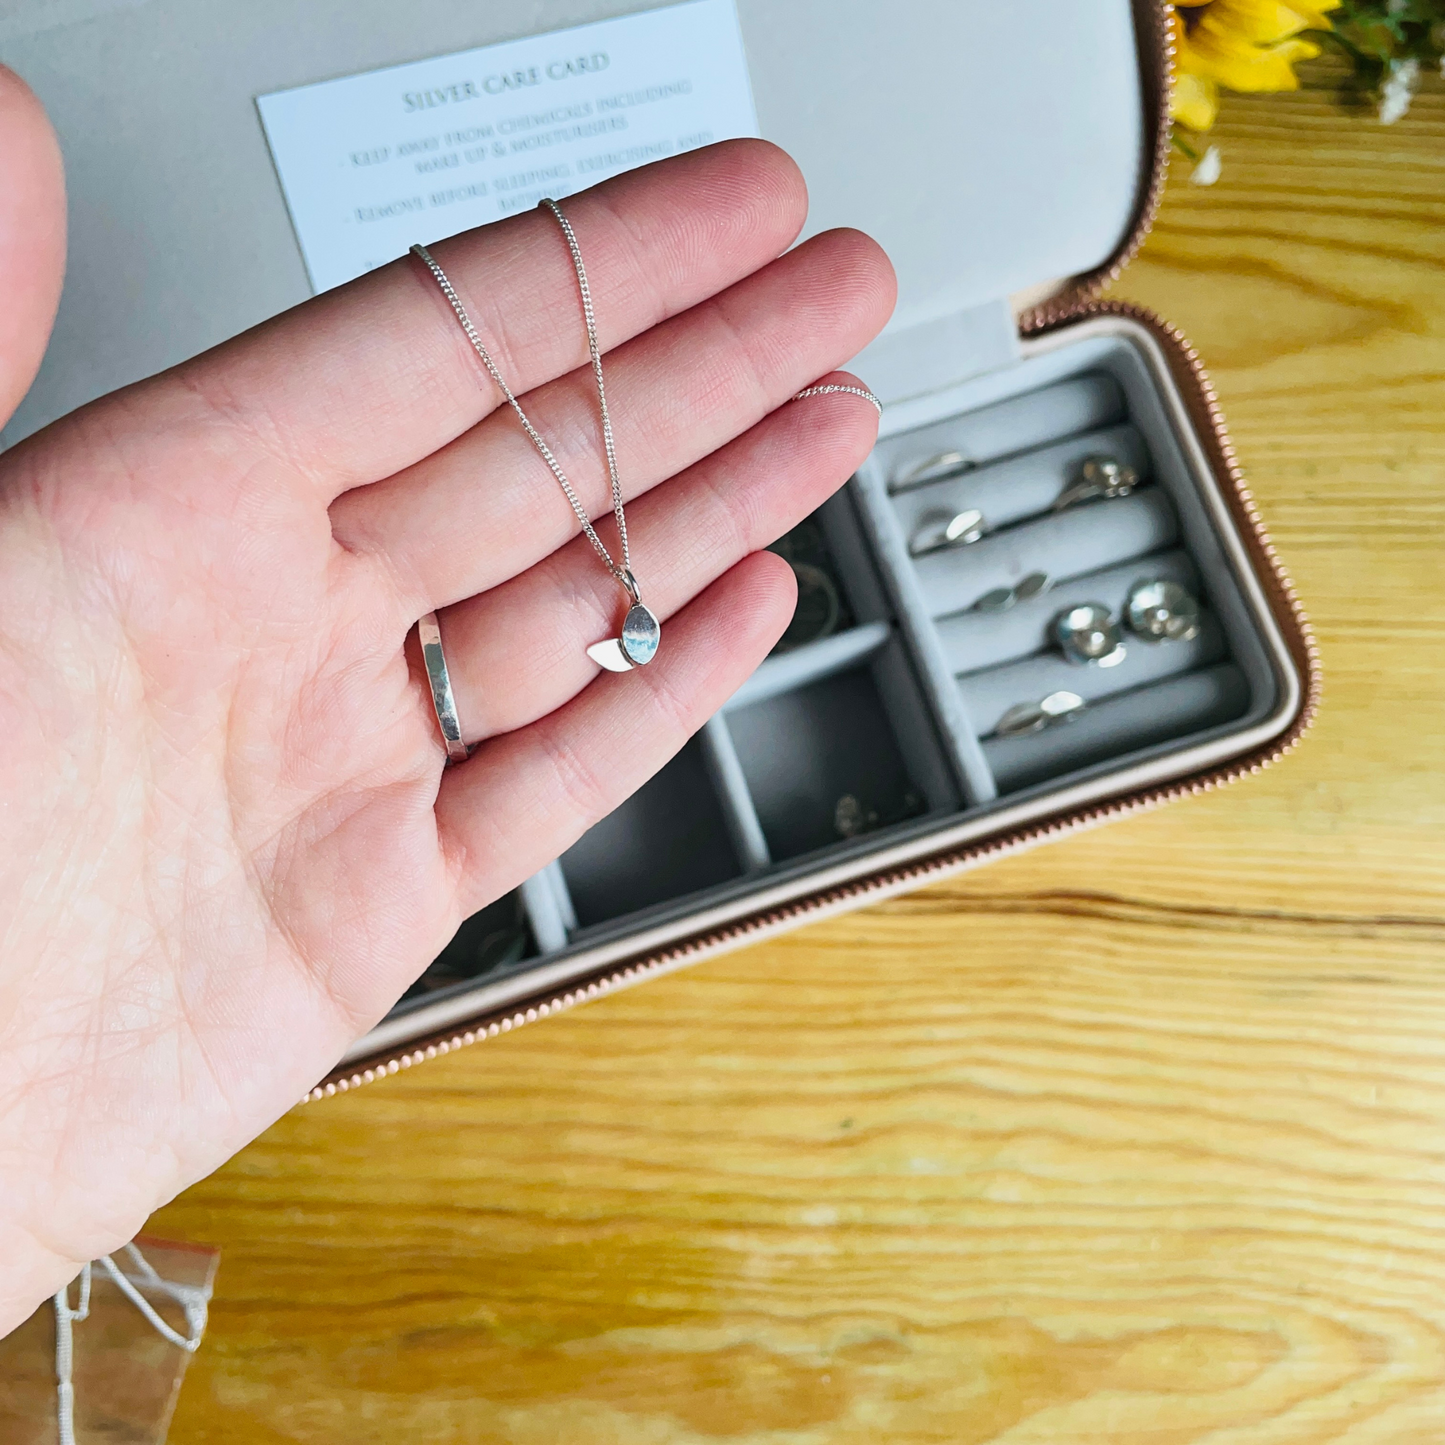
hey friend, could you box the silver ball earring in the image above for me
[1126,579,1202,643]
[1053,602,1127,667]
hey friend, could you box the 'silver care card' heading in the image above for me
[257,0,758,292]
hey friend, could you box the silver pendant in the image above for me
[587,596,660,672]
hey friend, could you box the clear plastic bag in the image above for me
[0,1236,219,1445]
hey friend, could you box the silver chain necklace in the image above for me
[412,197,658,671]
[413,199,883,675]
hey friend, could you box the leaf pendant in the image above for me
[586,602,660,672]
[621,603,660,665]
[585,638,632,672]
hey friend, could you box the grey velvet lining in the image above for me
[528,492,961,938]
[699,715,771,872]
[393,323,1286,1015]
[849,327,1277,809]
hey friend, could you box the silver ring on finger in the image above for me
[418,612,471,764]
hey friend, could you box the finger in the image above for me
[0,66,66,429]
[107,140,808,497]
[435,550,796,910]
[437,374,877,741]
[331,227,895,615]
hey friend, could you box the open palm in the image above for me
[0,68,894,1327]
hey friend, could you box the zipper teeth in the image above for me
[308,299,1322,1105]
[305,9,1321,1105]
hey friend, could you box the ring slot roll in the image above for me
[913,488,1180,620]
[982,663,1251,794]
[890,421,1151,545]
[935,549,1200,676]
[883,373,1126,492]
[961,613,1226,738]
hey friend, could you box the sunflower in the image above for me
[1170,0,1342,130]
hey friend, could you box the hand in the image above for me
[0,64,895,1328]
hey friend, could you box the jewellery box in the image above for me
[3,0,1317,1097]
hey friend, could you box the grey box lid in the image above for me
[1,0,1144,442]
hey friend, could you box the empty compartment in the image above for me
[728,664,927,862]
[559,739,743,930]
[395,890,536,1010]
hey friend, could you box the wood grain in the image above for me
[143,61,1445,1443]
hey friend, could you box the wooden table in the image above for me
[149,62,1445,1443]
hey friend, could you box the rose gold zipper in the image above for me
[306,4,1323,1102]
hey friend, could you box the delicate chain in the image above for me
[413,212,885,598]
[540,198,630,576]
[411,206,633,593]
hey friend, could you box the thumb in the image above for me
[0,65,65,432]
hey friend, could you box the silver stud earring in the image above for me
[1126,578,1202,642]
[972,572,1051,613]
[1053,454,1139,513]
[992,690,1086,739]
[1053,602,1127,667]
[909,506,987,555]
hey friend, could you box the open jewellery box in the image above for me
[4,0,1317,1096]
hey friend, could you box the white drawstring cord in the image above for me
[53,1265,91,1445]
[52,1243,210,1445]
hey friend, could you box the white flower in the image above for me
[1379,58,1420,126]
[1190,145,1222,187]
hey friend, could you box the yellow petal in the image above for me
[1171,71,1220,130]
[1203,0,1313,44]
[1187,19,1321,91]
[1286,0,1341,27]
